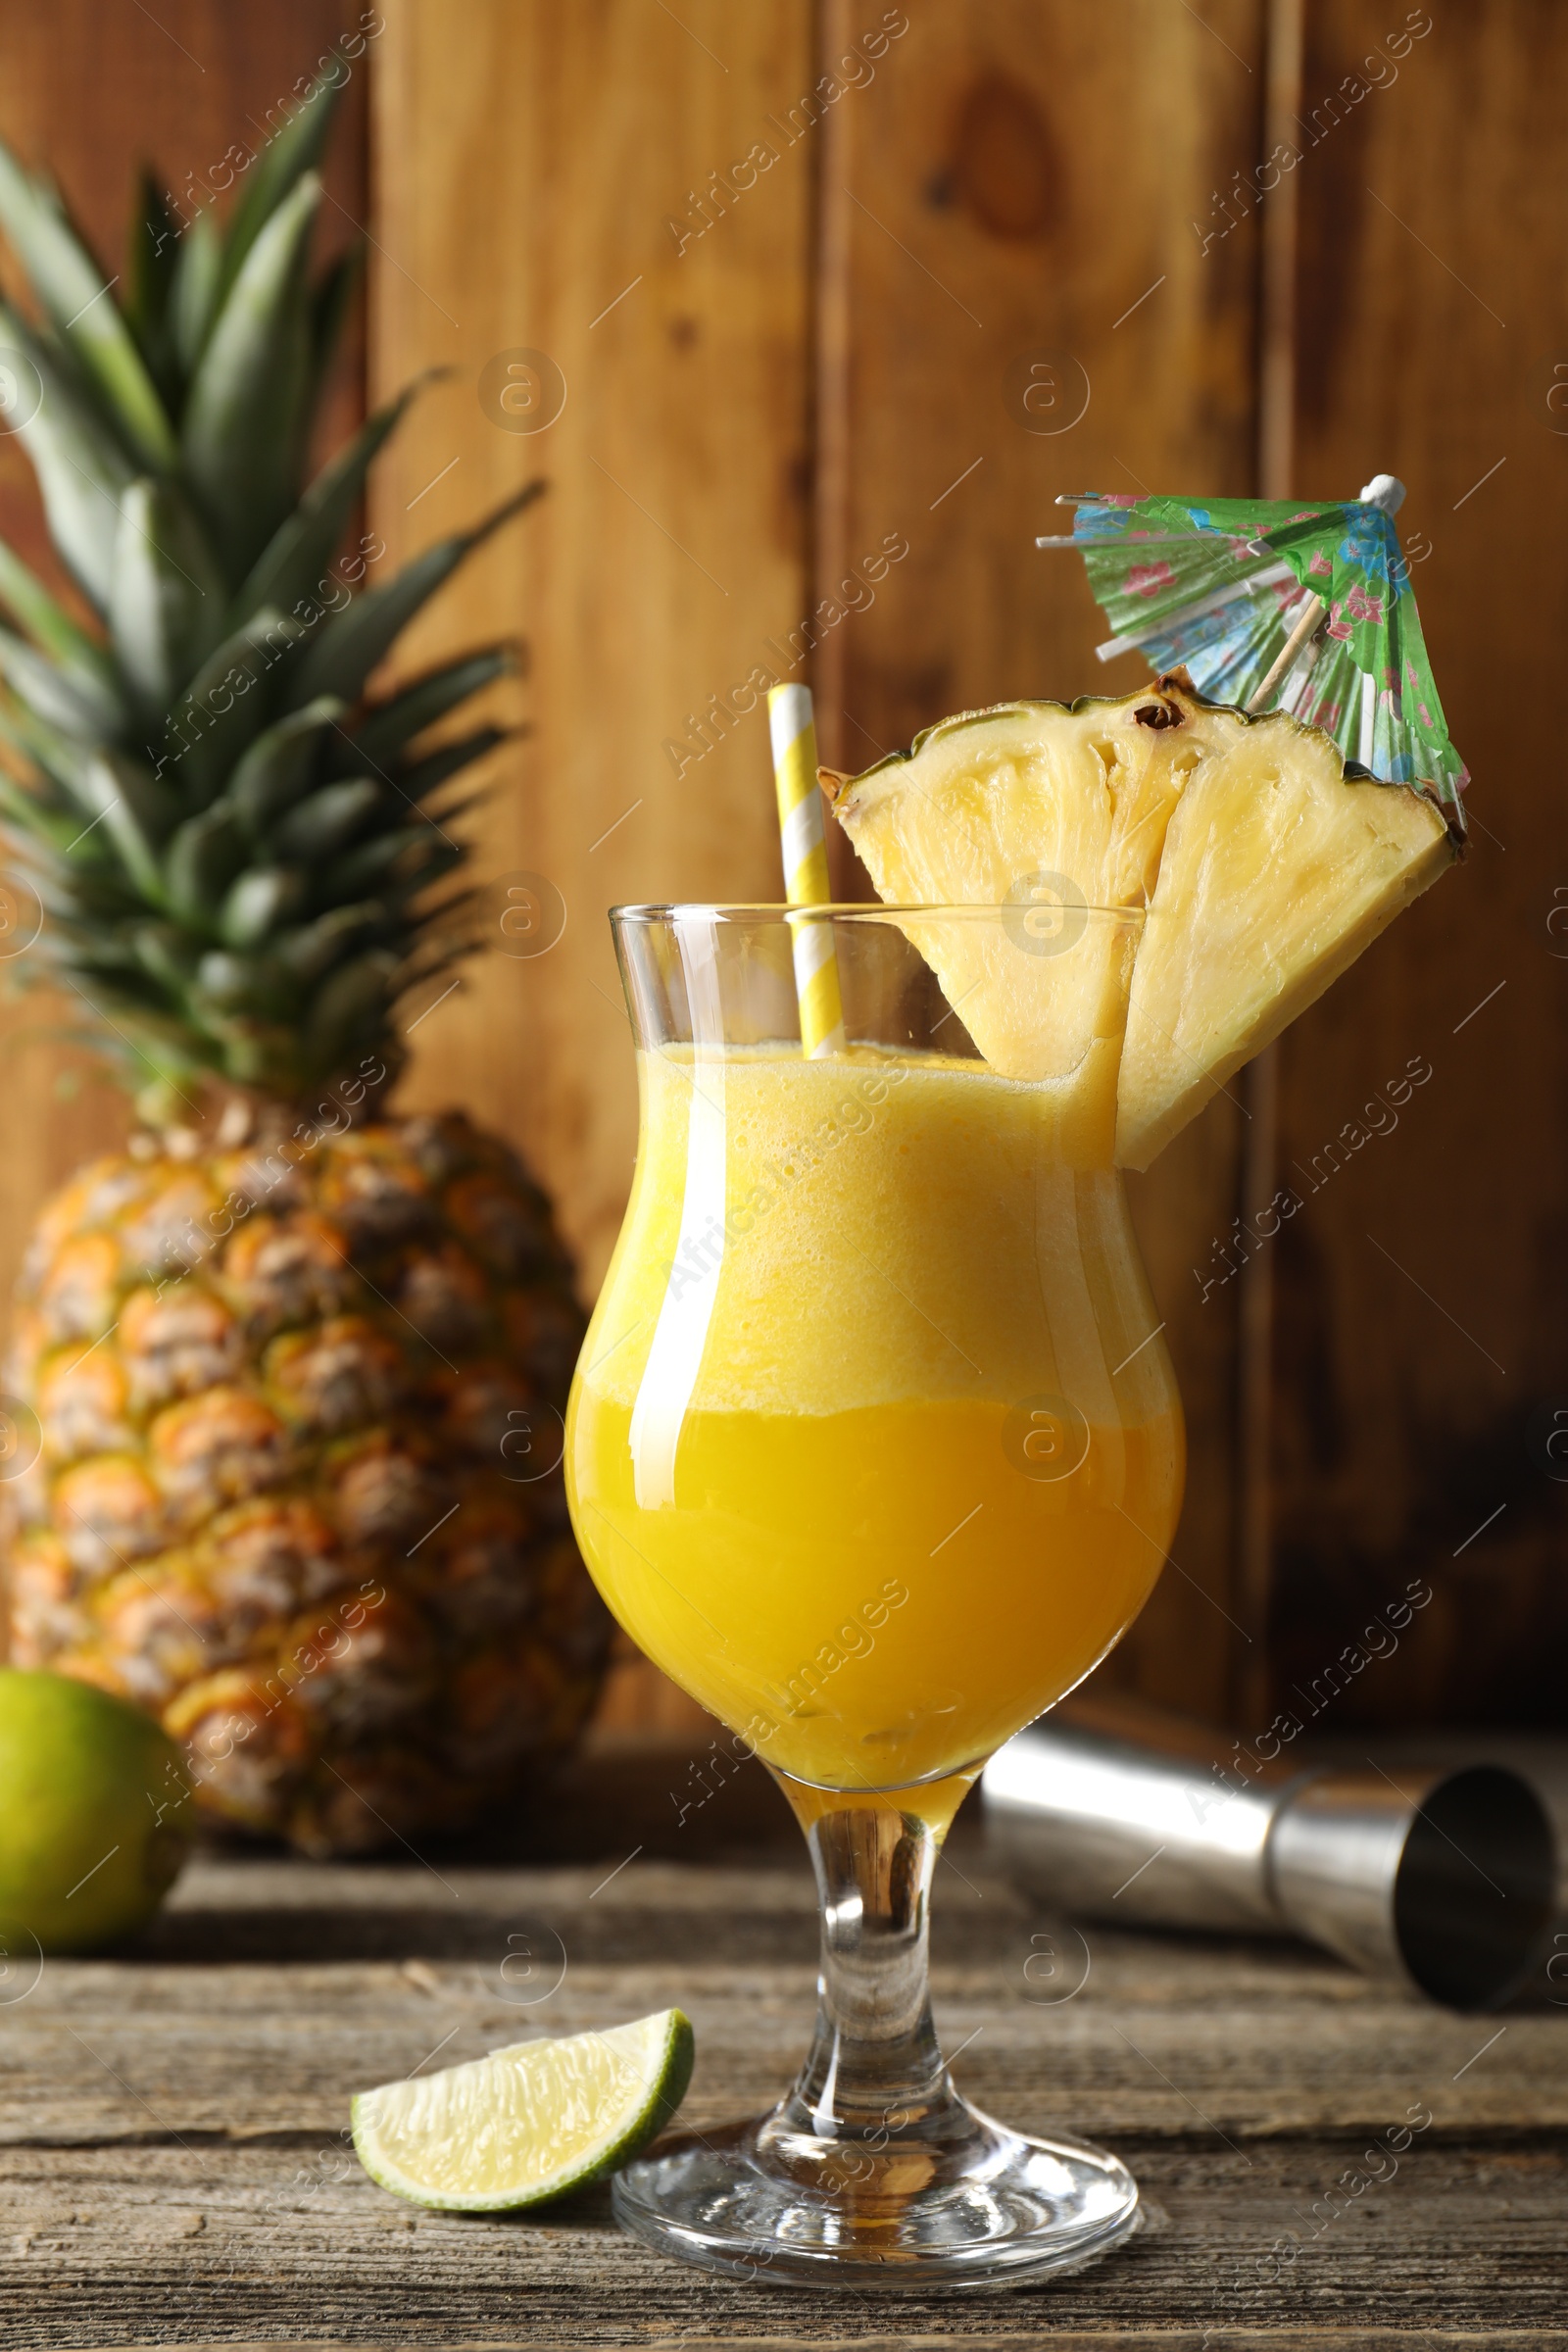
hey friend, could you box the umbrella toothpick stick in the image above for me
[1245,594,1326,712]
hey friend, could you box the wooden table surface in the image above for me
[1,1751,1564,2351]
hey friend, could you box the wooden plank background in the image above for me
[1265,0,1568,1731]
[0,0,1562,1744]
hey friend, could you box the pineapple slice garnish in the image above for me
[823,677,1457,1170]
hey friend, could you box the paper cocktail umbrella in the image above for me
[1038,475,1466,832]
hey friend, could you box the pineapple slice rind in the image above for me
[1116,708,1452,1167]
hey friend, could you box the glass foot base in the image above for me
[612,2097,1140,2293]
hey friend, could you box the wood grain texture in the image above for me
[0,0,370,1315]
[0,1849,1562,2343]
[812,0,1269,1720]
[1262,5,1568,1729]
[49,2340,1567,2352]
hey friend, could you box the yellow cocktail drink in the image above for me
[566,1044,1182,1792]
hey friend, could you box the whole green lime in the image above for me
[0,1669,193,1953]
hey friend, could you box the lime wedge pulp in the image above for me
[351,2008,695,2212]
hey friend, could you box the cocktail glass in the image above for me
[566,906,1184,2290]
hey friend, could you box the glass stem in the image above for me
[773,1772,979,2148]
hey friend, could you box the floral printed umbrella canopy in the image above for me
[1039,475,1467,829]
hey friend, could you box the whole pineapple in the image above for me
[0,77,609,1852]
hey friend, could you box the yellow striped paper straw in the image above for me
[767,682,845,1056]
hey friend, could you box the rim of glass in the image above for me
[610,900,1146,924]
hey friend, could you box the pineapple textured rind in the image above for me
[1115,706,1451,1168]
[7,1109,611,1856]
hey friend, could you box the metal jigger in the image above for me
[982,1695,1557,2010]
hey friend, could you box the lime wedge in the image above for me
[351,2008,695,2212]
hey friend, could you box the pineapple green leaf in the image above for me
[164,803,248,930]
[61,965,185,1026]
[0,534,121,694]
[270,773,381,861]
[50,938,145,983]
[210,1022,311,1090]
[232,379,426,627]
[0,304,136,608]
[376,841,468,910]
[306,943,400,1062]
[0,624,122,742]
[194,946,294,1016]
[307,241,364,419]
[110,745,184,842]
[293,480,546,706]
[82,986,224,1087]
[228,695,345,836]
[404,785,493,838]
[220,70,345,310]
[318,822,437,901]
[0,703,94,803]
[350,645,517,771]
[398,726,512,804]
[378,851,469,912]
[122,170,182,410]
[0,765,83,856]
[131,920,201,999]
[0,138,176,471]
[171,207,222,375]
[181,172,321,583]
[75,751,177,901]
[109,479,226,710]
[276,900,384,983]
[396,939,481,1004]
[0,83,552,1107]
[220,864,306,948]
[161,608,307,807]
[37,863,148,921]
